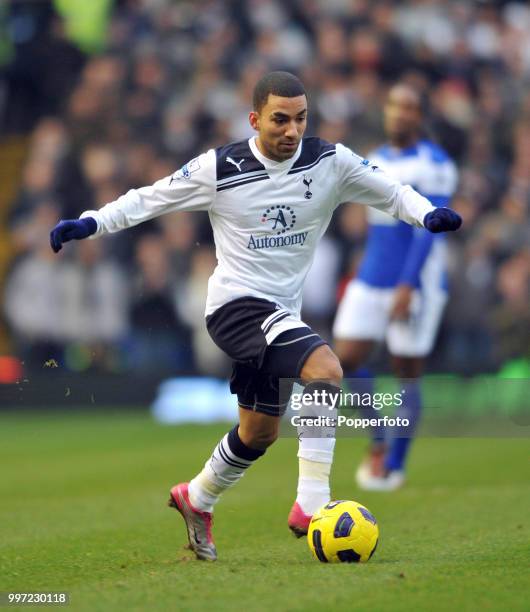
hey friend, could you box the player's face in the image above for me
[250,94,307,162]
[384,86,422,145]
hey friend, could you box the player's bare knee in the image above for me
[315,360,343,386]
[301,345,343,386]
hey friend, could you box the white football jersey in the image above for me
[81,137,435,317]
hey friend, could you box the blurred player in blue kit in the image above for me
[50,73,461,558]
[333,83,458,492]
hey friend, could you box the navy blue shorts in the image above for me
[206,297,326,416]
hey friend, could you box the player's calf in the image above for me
[238,408,280,450]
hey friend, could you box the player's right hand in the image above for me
[49,217,97,253]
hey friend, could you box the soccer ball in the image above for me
[307,500,379,563]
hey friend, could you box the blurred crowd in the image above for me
[1,0,529,376]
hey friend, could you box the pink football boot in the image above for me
[168,483,217,561]
[288,501,312,538]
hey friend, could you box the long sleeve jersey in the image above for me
[81,137,435,316]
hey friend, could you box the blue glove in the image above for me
[423,208,462,233]
[49,217,97,253]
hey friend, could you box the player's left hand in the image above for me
[390,284,413,321]
[423,207,462,233]
[49,217,97,253]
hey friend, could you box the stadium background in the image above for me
[1,3,529,610]
[0,0,529,405]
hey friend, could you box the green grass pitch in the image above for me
[1,410,528,611]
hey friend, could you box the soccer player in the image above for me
[49,72,461,560]
[332,82,458,492]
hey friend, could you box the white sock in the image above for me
[296,437,336,515]
[188,430,263,512]
[295,385,337,515]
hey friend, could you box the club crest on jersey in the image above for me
[260,205,296,235]
[303,175,313,199]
